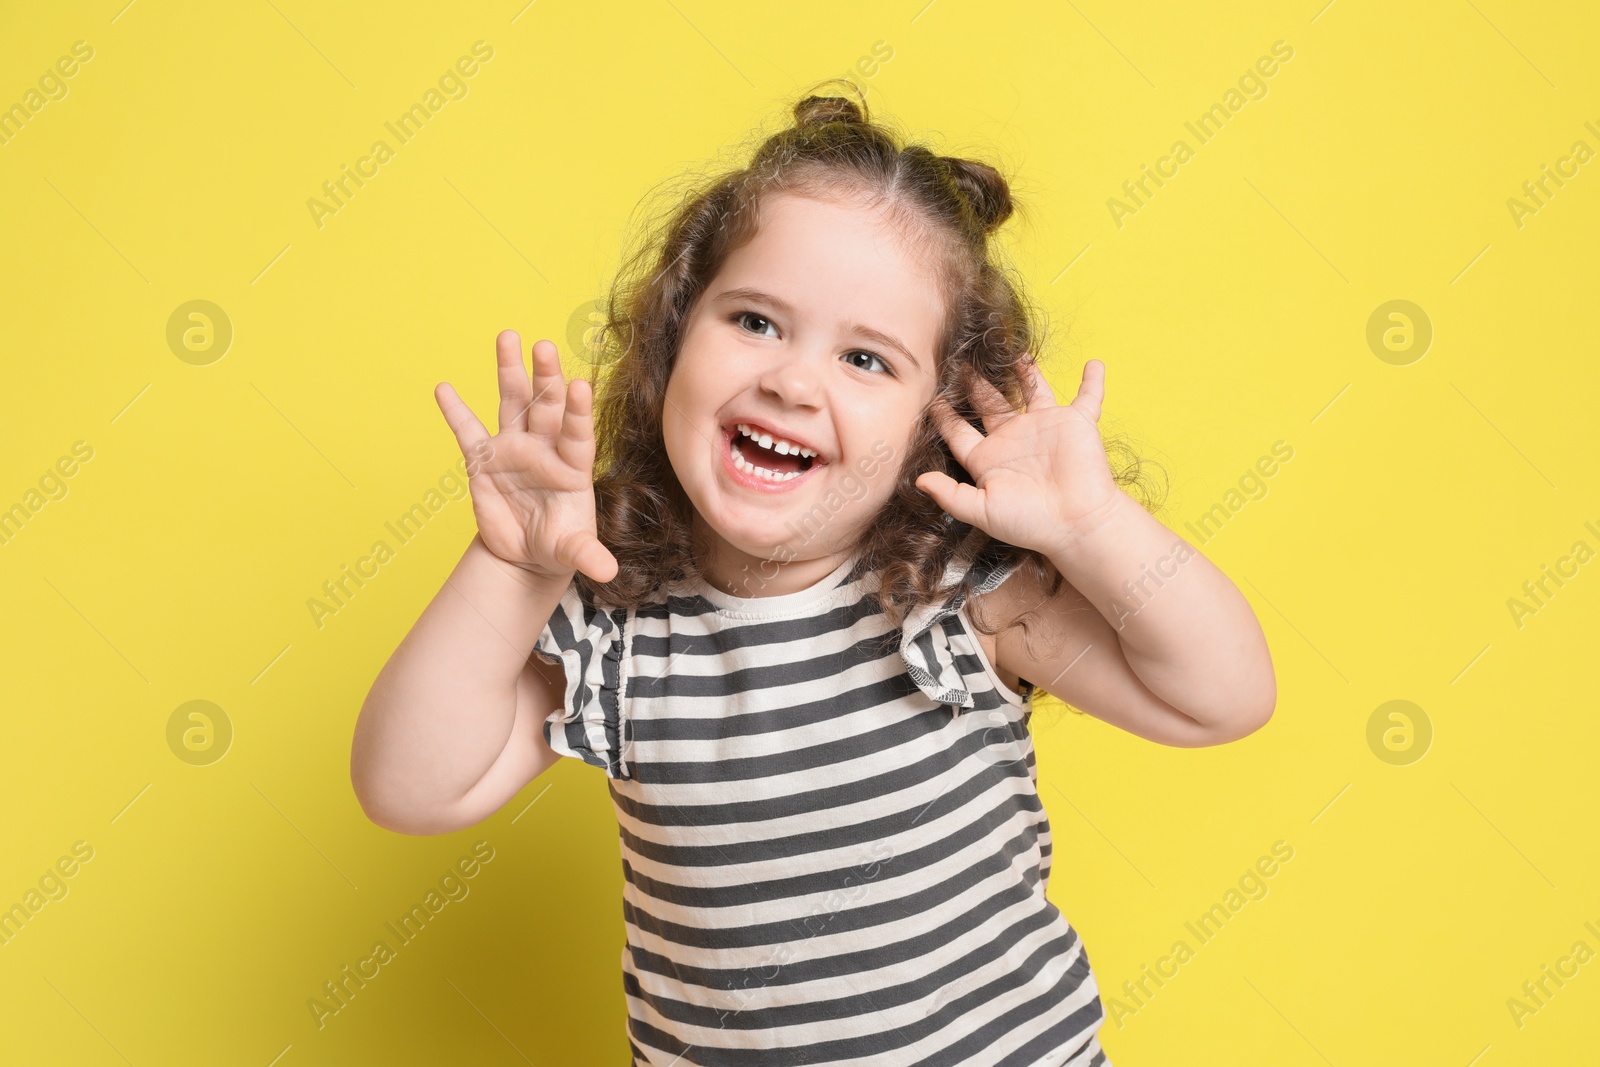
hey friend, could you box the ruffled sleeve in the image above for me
[530,578,632,780]
[898,535,1038,711]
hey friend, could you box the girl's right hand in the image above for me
[434,330,619,586]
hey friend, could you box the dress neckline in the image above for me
[692,552,864,618]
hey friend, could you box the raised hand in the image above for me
[914,359,1126,557]
[434,330,619,585]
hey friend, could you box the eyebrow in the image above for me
[714,286,923,372]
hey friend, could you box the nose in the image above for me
[755,344,826,409]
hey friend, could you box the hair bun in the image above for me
[793,89,868,130]
[942,155,1013,234]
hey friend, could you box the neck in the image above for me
[694,516,853,599]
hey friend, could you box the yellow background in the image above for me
[2,0,1596,1063]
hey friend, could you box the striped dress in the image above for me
[532,534,1110,1066]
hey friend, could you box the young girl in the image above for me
[351,88,1275,1067]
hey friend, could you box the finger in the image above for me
[968,374,1017,433]
[556,374,598,475]
[1070,359,1105,424]
[496,330,533,434]
[435,382,491,459]
[574,537,620,584]
[1023,360,1060,411]
[555,531,618,584]
[928,396,986,470]
[915,470,986,529]
[527,338,570,439]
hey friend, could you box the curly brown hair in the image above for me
[574,80,1165,653]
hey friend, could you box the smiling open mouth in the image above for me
[727,424,818,482]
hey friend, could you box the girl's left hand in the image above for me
[915,359,1125,557]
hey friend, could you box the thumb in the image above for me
[546,530,612,583]
[570,535,619,584]
[915,471,984,529]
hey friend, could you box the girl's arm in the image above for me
[984,496,1275,747]
[917,358,1274,747]
[350,534,569,835]
[350,331,619,833]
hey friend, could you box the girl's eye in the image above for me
[731,311,894,377]
[844,350,892,375]
[733,311,777,337]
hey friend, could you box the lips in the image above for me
[720,423,827,491]
[721,418,829,465]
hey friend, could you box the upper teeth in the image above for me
[736,424,816,458]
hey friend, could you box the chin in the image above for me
[701,502,799,558]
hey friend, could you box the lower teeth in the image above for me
[732,442,801,482]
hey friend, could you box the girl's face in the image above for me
[663,190,944,593]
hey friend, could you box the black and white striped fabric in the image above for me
[532,535,1110,1067]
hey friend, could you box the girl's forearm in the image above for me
[1044,492,1275,732]
[351,533,568,827]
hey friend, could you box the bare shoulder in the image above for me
[970,551,1260,748]
[960,559,1062,694]
[966,554,1096,684]
[973,627,1022,693]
